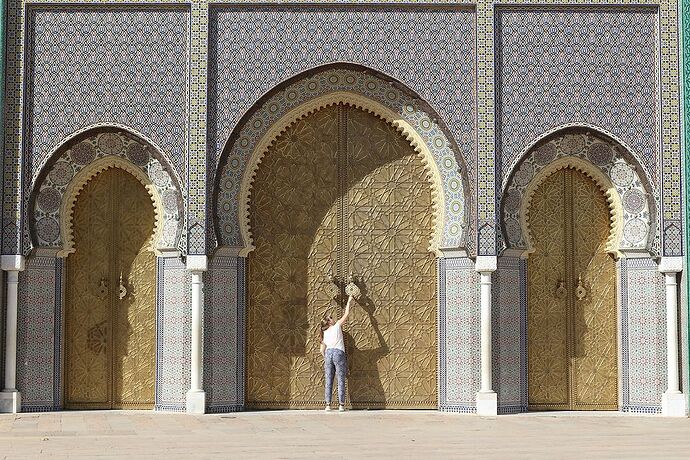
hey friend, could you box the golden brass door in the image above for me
[65,167,156,409]
[527,167,617,410]
[247,104,437,409]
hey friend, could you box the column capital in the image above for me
[475,255,497,273]
[186,255,208,272]
[658,256,683,274]
[1,255,25,272]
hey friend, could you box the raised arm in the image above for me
[337,295,355,326]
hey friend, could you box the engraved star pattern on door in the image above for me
[346,108,437,408]
[65,167,156,409]
[247,106,339,408]
[527,167,617,410]
[571,170,618,409]
[527,169,569,408]
[247,104,437,409]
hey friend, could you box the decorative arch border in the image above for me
[501,129,657,257]
[30,128,185,255]
[214,67,469,254]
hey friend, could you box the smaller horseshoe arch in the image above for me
[30,128,185,256]
[501,129,656,257]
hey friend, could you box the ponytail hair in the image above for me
[319,315,332,341]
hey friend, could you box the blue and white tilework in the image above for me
[619,258,666,414]
[492,257,527,413]
[210,7,475,251]
[496,8,658,186]
[25,8,189,182]
[155,257,191,412]
[204,256,244,412]
[16,257,62,411]
[439,257,480,413]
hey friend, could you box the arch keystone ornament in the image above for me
[214,67,469,256]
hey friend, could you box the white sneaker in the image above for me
[324,405,331,412]
[338,405,345,412]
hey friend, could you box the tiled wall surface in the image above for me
[155,257,191,411]
[204,256,244,412]
[16,257,61,411]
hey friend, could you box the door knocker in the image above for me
[327,274,341,300]
[345,274,361,300]
[555,279,567,300]
[119,273,128,300]
[576,275,587,301]
[98,278,108,300]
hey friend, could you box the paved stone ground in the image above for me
[1,410,690,459]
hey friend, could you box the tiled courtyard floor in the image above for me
[2,410,690,459]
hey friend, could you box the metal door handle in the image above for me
[98,278,109,300]
[576,275,587,301]
[327,274,341,300]
[555,279,567,299]
[119,273,128,300]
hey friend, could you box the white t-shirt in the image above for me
[323,323,345,352]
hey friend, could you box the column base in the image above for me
[661,392,687,417]
[0,390,21,413]
[476,391,497,416]
[186,390,206,414]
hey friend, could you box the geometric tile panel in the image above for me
[438,257,480,413]
[16,256,62,411]
[209,6,475,174]
[492,256,527,413]
[496,8,658,186]
[203,256,244,412]
[26,8,189,182]
[619,258,666,414]
[209,7,475,251]
[155,257,191,412]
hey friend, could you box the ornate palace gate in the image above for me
[246,104,437,409]
[527,167,618,410]
[65,168,156,409]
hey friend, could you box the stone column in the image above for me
[0,255,25,413]
[475,255,497,416]
[658,257,687,416]
[186,255,207,414]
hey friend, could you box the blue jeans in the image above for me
[324,348,347,405]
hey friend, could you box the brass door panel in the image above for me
[345,108,437,408]
[65,168,156,409]
[247,106,340,408]
[527,167,617,411]
[247,105,437,409]
[527,169,569,408]
[570,170,618,409]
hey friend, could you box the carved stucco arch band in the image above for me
[32,130,184,255]
[240,92,445,256]
[30,122,183,190]
[216,68,468,254]
[502,131,655,257]
[59,157,164,257]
